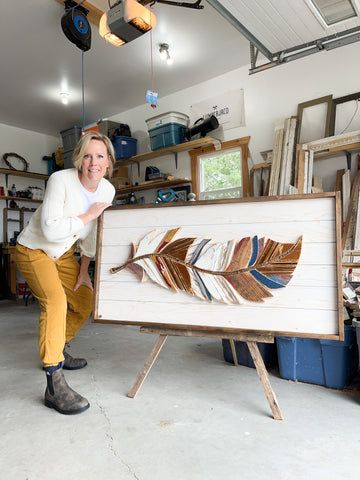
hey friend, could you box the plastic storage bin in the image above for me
[222,339,278,369]
[63,150,73,170]
[148,123,187,151]
[146,111,189,130]
[97,120,119,137]
[112,136,137,159]
[277,325,359,389]
[60,126,82,152]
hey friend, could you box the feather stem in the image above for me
[110,238,302,276]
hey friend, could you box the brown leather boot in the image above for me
[63,348,87,370]
[44,368,89,415]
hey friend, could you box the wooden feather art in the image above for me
[110,228,303,304]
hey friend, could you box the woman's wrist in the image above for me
[78,212,92,225]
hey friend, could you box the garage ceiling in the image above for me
[0,1,359,137]
[211,0,360,72]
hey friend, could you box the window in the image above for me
[308,0,358,26]
[190,137,250,201]
[199,148,242,200]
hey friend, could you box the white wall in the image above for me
[108,42,360,200]
[0,123,59,242]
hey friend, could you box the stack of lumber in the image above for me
[268,117,297,195]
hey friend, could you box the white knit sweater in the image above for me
[17,168,115,260]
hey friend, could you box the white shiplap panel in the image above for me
[98,282,337,310]
[104,197,335,228]
[101,221,335,246]
[96,196,341,337]
[97,300,338,336]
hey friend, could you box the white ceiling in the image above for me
[216,0,360,52]
[0,1,250,137]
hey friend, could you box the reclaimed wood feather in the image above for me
[110,228,302,305]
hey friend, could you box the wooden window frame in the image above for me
[190,137,251,199]
[296,95,333,144]
[329,91,360,136]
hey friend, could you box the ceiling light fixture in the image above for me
[159,43,174,65]
[60,92,70,105]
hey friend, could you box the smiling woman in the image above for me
[15,132,116,416]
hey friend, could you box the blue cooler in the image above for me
[148,123,187,150]
[146,111,189,151]
[222,339,278,369]
[276,325,359,389]
[112,136,137,159]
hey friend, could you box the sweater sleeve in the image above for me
[40,172,85,243]
[78,221,97,258]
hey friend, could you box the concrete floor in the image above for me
[0,300,360,480]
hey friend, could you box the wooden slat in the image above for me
[104,196,337,228]
[302,130,360,152]
[296,148,305,194]
[97,300,338,334]
[140,327,274,343]
[268,128,284,195]
[121,137,221,166]
[335,169,345,193]
[98,282,337,310]
[247,341,283,420]
[342,170,351,221]
[278,119,291,195]
[251,161,272,171]
[101,221,336,246]
[92,214,104,321]
[127,334,168,398]
[342,169,360,249]
[335,192,344,341]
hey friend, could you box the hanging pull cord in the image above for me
[150,26,154,94]
[81,50,85,130]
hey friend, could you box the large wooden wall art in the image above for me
[94,194,343,340]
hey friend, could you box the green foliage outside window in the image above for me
[201,150,242,196]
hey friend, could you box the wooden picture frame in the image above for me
[94,194,343,340]
[329,92,360,136]
[296,95,333,144]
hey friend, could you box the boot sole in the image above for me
[63,362,87,371]
[45,398,90,415]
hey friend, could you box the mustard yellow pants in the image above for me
[15,243,93,367]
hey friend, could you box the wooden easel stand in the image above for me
[127,327,284,421]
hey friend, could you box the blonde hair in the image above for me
[72,131,116,178]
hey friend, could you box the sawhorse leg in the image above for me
[246,341,284,421]
[229,339,238,366]
[127,334,168,398]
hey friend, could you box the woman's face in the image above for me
[80,139,110,185]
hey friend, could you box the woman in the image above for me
[16,132,116,415]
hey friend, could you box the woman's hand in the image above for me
[73,270,93,292]
[78,202,112,225]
